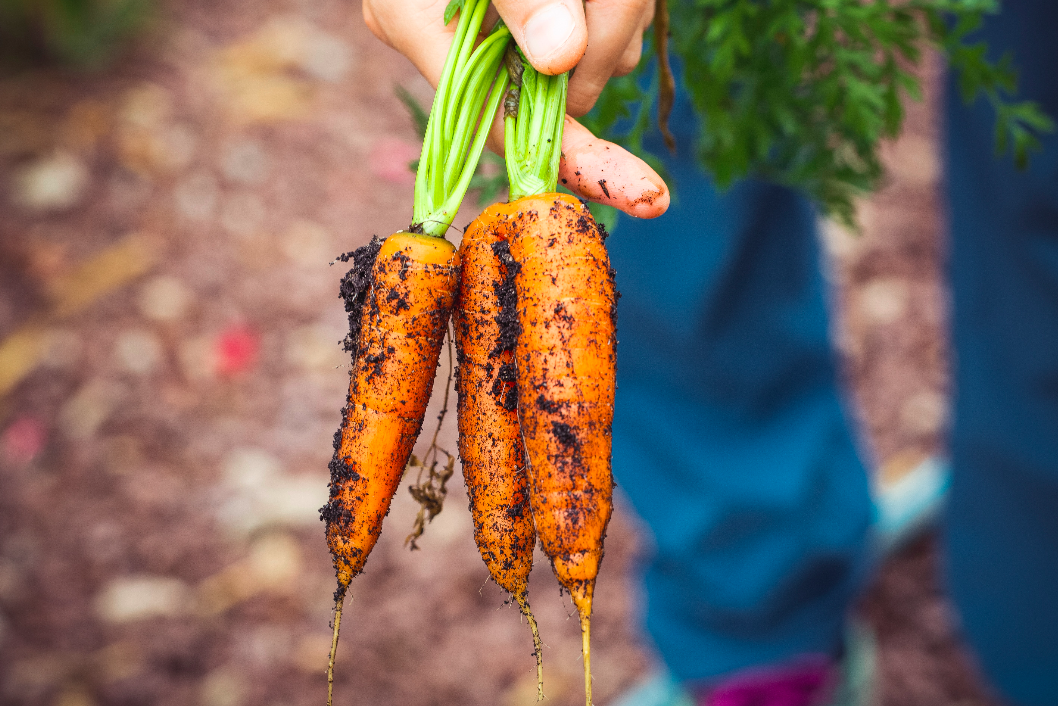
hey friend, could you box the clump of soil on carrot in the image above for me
[337,235,384,357]
[490,239,521,412]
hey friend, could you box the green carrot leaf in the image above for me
[444,0,465,26]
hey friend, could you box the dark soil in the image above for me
[0,3,1001,706]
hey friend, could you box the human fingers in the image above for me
[483,112,667,219]
[566,0,653,116]
[613,1,655,76]
[558,116,669,218]
[363,0,455,86]
[491,0,588,75]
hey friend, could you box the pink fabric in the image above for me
[698,657,836,706]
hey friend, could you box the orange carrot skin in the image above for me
[507,193,616,618]
[455,202,537,597]
[322,232,458,591]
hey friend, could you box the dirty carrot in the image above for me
[321,232,458,703]
[502,49,617,706]
[319,3,510,704]
[454,201,544,699]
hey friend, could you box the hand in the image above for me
[363,0,668,218]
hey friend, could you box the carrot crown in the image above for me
[412,0,511,237]
[503,51,567,201]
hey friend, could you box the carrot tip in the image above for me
[327,590,346,706]
[515,593,545,702]
[580,612,592,706]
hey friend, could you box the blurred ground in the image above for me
[0,2,1004,705]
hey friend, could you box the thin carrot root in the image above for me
[581,611,592,706]
[405,330,457,548]
[327,590,346,706]
[515,592,545,701]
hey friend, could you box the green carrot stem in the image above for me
[413,0,509,236]
[423,68,510,233]
[444,31,510,187]
[505,52,568,201]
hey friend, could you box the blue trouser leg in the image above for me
[943,3,1058,703]
[607,95,873,684]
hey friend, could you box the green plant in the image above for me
[584,0,1054,227]
[0,0,152,68]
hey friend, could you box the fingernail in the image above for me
[523,3,576,65]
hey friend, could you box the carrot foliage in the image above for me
[584,0,1054,227]
[412,0,511,236]
[504,49,567,200]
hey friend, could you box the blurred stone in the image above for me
[120,83,172,130]
[224,447,282,487]
[214,72,313,125]
[195,536,301,615]
[220,191,266,237]
[247,532,302,592]
[285,323,344,372]
[211,17,315,125]
[53,684,95,706]
[887,134,940,188]
[138,275,192,322]
[216,448,327,536]
[118,123,198,175]
[60,379,127,440]
[282,220,332,268]
[300,32,353,83]
[94,575,189,622]
[221,139,268,184]
[46,232,161,320]
[195,564,256,616]
[114,329,164,375]
[200,668,246,706]
[1,415,47,465]
[245,14,313,67]
[12,152,89,212]
[879,448,932,488]
[175,171,219,221]
[858,277,909,326]
[900,390,949,437]
[39,328,84,370]
[0,325,49,396]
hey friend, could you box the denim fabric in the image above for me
[943,3,1058,703]
[606,85,873,683]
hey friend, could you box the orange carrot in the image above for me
[321,232,458,703]
[508,193,616,706]
[454,201,544,698]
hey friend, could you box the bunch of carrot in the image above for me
[321,6,617,706]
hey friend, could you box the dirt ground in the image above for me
[0,1,1006,705]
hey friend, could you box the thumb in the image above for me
[492,0,587,75]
